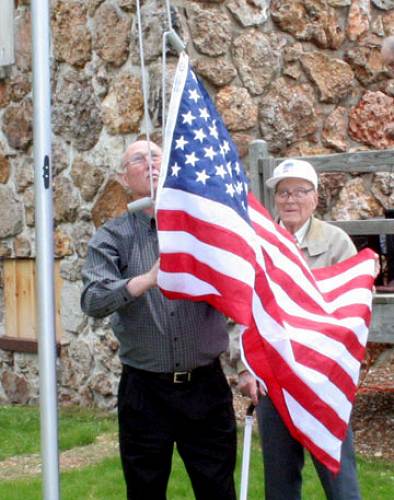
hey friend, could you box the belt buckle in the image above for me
[173,371,191,383]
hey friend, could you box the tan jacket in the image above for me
[231,217,357,373]
[299,217,357,269]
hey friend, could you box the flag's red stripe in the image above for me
[160,252,252,325]
[253,267,366,360]
[318,275,374,302]
[243,324,347,438]
[262,250,372,322]
[312,248,376,280]
[157,209,256,264]
[291,341,357,401]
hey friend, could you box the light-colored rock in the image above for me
[71,157,105,202]
[93,3,130,66]
[232,30,281,96]
[227,0,269,27]
[371,0,394,10]
[347,0,370,42]
[53,70,102,151]
[0,185,24,238]
[258,79,318,153]
[186,3,232,56]
[331,177,384,220]
[61,281,86,333]
[54,176,80,224]
[322,107,348,152]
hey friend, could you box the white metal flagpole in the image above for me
[31,0,60,498]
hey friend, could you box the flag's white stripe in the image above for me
[159,188,257,248]
[256,249,369,338]
[316,259,375,293]
[158,230,256,287]
[158,271,220,296]
[292,363,352,420]
[286,324,360,384]
[252,290,354,421]
[256,235,373,312]
[283,390,342,462]
[266,275,369,341]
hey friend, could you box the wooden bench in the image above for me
[248,140,394,344]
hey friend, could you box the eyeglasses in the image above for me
[275,187,315,200]
[123,152,161,168]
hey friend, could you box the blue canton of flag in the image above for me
[163,63,250,224]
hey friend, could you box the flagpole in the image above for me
[31,1,60,498]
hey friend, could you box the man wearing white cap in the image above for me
[234,159,361,499]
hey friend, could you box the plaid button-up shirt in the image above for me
[81,210,228,372]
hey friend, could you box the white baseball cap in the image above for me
[265,159,318,190]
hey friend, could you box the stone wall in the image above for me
[0,0,393,409]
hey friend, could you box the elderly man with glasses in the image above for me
[233,159,361,500]
[81,140,237,500]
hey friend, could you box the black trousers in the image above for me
[117,361,237,500]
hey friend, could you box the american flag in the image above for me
[156,52,376,473]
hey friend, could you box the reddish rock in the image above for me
[2,99,33,151]
[91,179,130,228]
[347,0,370,42]
[53,0,92,67]
[216,86,257,131]
[349,91,394,149]
[322,107,348,152]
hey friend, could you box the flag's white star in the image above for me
[193,128,207,143]
[182,110,196,126]
[234,162,241,175]
[199,107,210,121]
[185,151,199,167]
[196,170,210,185]
[209,121,218,140]
[222,141,230,154]
[204,146,217,161]
[171,162,181,177]
[226,183,235,197]
[219,143,227,157]
[235,181,243,194]
[175,136,188,150]
[226,162,233,177]
[215,164,226,179]
[188,89,200,103]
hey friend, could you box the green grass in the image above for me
[0,405,393,499]
[0,405,117,460]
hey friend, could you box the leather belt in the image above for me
[122,358,220,384]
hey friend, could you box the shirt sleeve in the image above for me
[80,224,136,318]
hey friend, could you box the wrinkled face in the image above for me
[121,141,162,199]
[274,178,318,234]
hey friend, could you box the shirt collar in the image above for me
[279,218,311,245]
